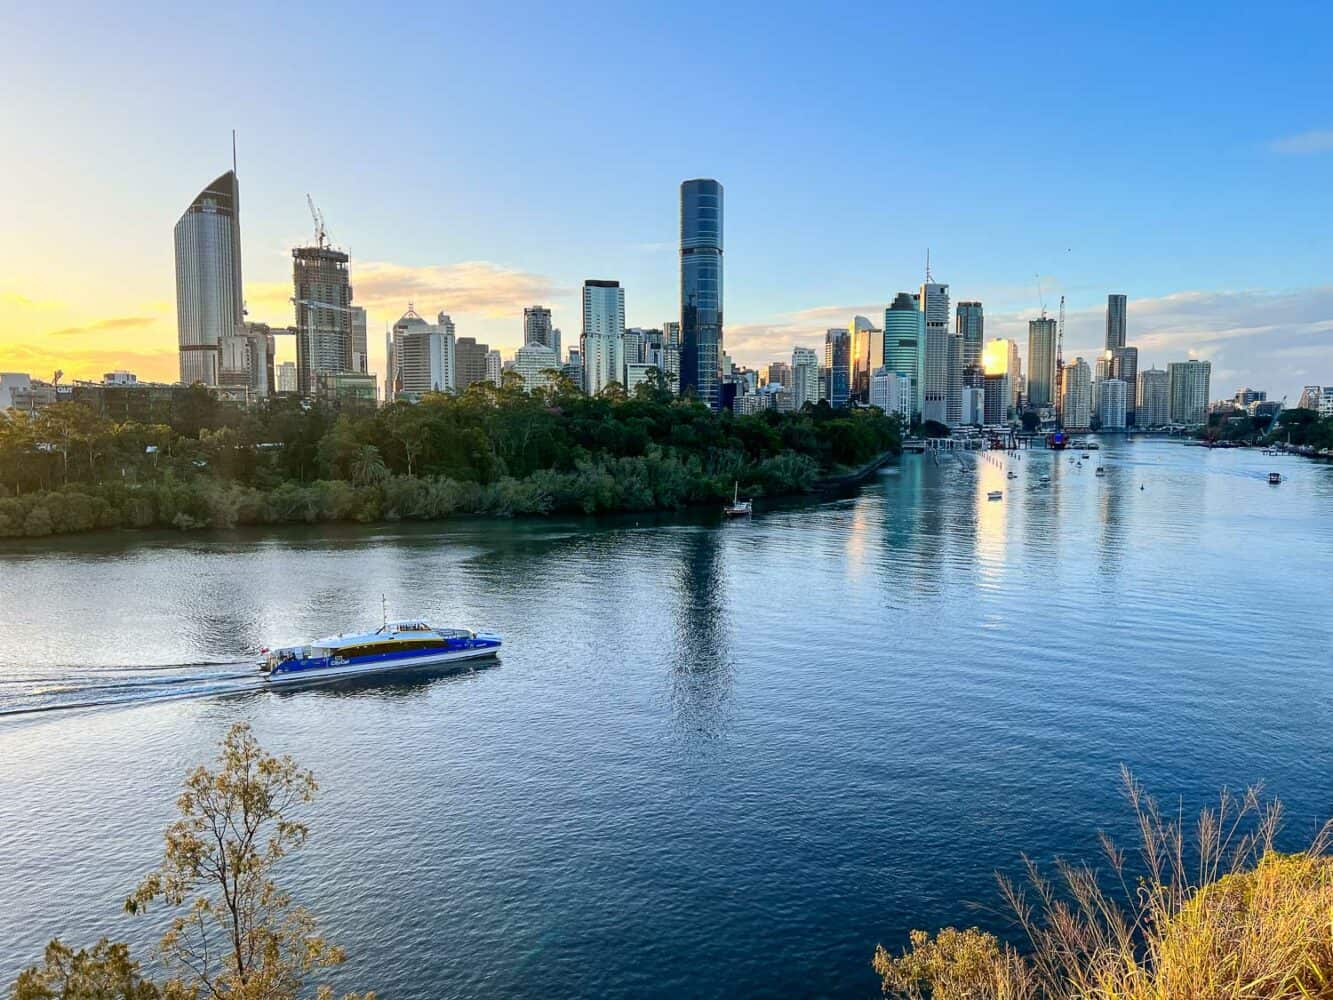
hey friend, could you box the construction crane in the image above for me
[306,194,327,249]
[1055,295,1066,413]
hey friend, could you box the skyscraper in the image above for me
[1027,317,1058,408]
[292,243,354,396]
[1098,378,1128,430]
[1136,368,1170,427]
[1109,346,1139,424]
[523,305,560,359]
[823,329,851,407]
[849,315,882,403]
[791,346,820,409]
[1168,360,1211,425]
[582,279,625,396]
[982,338,1018,423]
[946,333,964,425]
[919,279,950,425]
[175,170,244,386]
[679,179,724,409]
[351,307,368,374]
[1106,294,1127,350]
[955,301,984,369]
[1061,357,1093,429]
[388,307,455,398]
[454,337,491,390]
[884,292,924,420]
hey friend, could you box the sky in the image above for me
[2,0,1331,401]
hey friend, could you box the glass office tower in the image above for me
[680,179,723,410]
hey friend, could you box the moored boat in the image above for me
[259,619,501,685]
[987,490,1003,501]
[723,482,753,517]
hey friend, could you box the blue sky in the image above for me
[2,0,1330,398]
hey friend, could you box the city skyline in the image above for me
[2,3,1331,399]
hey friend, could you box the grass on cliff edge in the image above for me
[875,767,1333,1000]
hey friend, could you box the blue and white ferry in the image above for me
[259,619,502,685]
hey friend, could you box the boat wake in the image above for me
[0,662,264,718]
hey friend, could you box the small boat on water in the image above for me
[1080,452,1090,459]
[1268,472,1283,484]
[1095,466,1106,476]
[987,490,1003,501]
[723,482,753,517]
[1086,442,1100,450]
[1040,475,1051,484]
[260,618,501,685]
[1007,471,1017,479]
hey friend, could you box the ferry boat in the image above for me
[259,619,501,685]
[1268,472,1283,485]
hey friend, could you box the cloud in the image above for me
[0,341,178,382]
[1270,129,1333,155]
[46,315,158,337]
[726,302,886,359]
[244,260,567,326]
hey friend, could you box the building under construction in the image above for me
[292,244,354,396]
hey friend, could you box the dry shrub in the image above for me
[875,766,1333,999]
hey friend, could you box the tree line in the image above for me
[0,376,903,538]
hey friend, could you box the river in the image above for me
[1,438,1330,997]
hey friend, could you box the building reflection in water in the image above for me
[667,527,734,741]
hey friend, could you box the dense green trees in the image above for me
[0,384,902,538]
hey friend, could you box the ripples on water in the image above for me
[0,440,1331,998]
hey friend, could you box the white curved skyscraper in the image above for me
[174,171,244,386]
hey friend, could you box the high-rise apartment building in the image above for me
[1109,346,1139,424]
[524,305,561,360]
[512,343,560,391]
[582,279,625,396]
[1168,360,1211,425]
[1061,357,1093,429]
[175,170,244,386]
[824,328,851,407]
[884,292,924,420]
[870,368,911,420]
[1106,294,1127,350]
[276,361,297,394]
[1027,317,1058,408]
[982,374,1010,426]
[292,243,354,396]
[955,301,984,370]
[679,179,724,409]
[1098,378,1128,430]
[919,280,950,425]
[485,350,502,387]
[791,346,820,409]
[1136,368,1170,427]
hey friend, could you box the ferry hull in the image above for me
[263,643,499,686]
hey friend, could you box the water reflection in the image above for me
[667,527,733,741]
